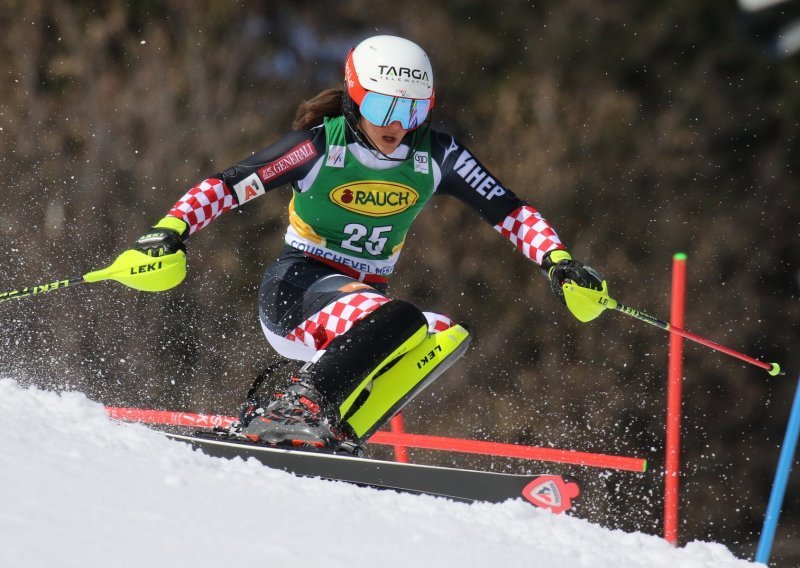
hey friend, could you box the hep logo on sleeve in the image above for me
[454,149,507,200]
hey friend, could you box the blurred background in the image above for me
[0,0,798,563]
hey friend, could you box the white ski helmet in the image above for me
[345,35,435,104]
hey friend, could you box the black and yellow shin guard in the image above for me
[300,300,429,414]
[343,323,470,441]
[299,300,470,444]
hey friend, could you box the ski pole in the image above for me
[0,249,187,303]
[0,276,86,302]
[562,281,783,377]
[755,374,800,564]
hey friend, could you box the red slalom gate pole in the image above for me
[370,431,647,472]
[105,407,648,472]
[665,252,687,545]
[105,407,237,429]
[389,413,409,463]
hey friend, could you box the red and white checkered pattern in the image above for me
[286,292,391,351]
[285,296,455,354]
[423,311,454,333]
[168,178,237,235]
[494,205,564,265]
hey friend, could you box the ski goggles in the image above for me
[358,92,432,130]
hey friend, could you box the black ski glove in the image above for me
[134,216,188,257]
[542,250,603,305]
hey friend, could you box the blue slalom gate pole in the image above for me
[756,374,800,564]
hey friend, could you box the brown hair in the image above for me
[292,88,344,130]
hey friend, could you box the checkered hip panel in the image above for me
[285,293,455,352]
[286,292,391,351]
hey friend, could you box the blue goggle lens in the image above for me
[359,92,431,130]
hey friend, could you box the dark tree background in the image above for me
[1,1,798,564]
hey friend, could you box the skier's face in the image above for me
[358,116,408,155]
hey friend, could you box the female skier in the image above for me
[131,35,604,452]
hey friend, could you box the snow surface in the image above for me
[0,379,760,568]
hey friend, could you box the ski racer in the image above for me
[130,35,604,451]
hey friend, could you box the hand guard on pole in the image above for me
[2,216,190,300]
[108,215,190,291]
[542,249,606,322]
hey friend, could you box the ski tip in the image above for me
[522,475,580,514]
[767,362,782,377]
[642,459,649,473]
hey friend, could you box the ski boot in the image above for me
[236,378,360,454]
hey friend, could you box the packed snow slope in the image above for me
[0,379,759,568]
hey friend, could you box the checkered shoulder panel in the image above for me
[494,205,564,266]
[168,178,237,235]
